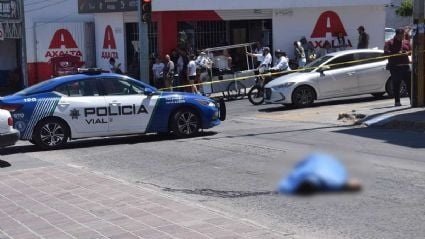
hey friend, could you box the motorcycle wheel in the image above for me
[248,86,265,105]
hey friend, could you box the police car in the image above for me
[0,69,225,149]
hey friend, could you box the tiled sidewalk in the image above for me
[0,166,286,239]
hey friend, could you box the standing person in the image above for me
[109,58,123,74]
[300,37,315,63]
[294,41,306,68]
[152,57,165,89]
[384,28,412,107]
[247,47,272,72]
[170,49,179,74]
[196,52,213,95]
[253,41,264,68]
[270,49,291,72]
[177,49,189,91]
[187,54,199,93]
[163,54,175,90]
[336,32,347,51]
[357,26,369,49]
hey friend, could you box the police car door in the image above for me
[54,78,108,138]
[101,77,155,134]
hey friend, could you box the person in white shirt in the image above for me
[247,47,272,73]
[253,42,264,67]
[213,49,232,71]
[152,57,165,88]
[187,54,198,93]
[270,49,291,72]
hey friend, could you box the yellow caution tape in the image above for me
[158,51,412,91]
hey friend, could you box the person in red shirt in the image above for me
[384,28,412,106]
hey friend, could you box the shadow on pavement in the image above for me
[0,132,217,155]
[0,159,11,168]
[259,96,382,113]
[358,107,413,124]
[335,126,425,149]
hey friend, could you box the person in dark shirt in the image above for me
[384,28,412,106]
[357,26,369,49]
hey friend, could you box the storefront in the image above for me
[153,0,390,58]
[76,0,389,82]
[0,0,25,94]
[25,0,390,84]
[25,0,94,85]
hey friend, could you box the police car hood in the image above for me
[265,72,317,88]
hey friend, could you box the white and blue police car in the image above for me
[0,69,225,149]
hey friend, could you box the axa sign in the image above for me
[102,25,119,59]
[45,29,83,58]
[309,11,352,48]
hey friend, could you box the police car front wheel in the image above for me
[33,118,69,150]
[172,109,200,137]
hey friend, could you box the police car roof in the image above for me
[16,73,126,95]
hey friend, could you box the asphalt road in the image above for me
[1,96,424,239]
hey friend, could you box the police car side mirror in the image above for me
[144,88,155,96]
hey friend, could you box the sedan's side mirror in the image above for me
[144,88,155,96]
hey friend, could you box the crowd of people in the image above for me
[109,25,412,98]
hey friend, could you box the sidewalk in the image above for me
[0,166,287,239]
[337,98,425,132]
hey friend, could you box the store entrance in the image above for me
[0,38,23,94]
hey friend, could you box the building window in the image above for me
[178,21,227,51]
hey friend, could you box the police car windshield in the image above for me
[300,56,333,72]
[14,80,54,96]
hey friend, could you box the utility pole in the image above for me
[20,0,28,87]
[412,0,425,107]
[138,0,150,84]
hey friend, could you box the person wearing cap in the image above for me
[270,49,291,72]
[357,26,369,49]
[384,28,412,107]
[247,47,272,72]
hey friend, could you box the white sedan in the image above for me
[0,109,19,147]
[264,49,397,107]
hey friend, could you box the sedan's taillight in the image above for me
[8,117,13,126]
[0,104,22,112]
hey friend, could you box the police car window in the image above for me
[103,78,142,95]
[54,80,99,97]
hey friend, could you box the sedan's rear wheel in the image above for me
[292,86,315,108]
[172,109,200,137]
[33,118,69,150]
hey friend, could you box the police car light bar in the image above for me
[77,68,106,75]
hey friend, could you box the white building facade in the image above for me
[23,0,390,84]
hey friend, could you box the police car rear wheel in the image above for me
[172,109,200,137]
[34,119,69,150]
